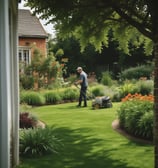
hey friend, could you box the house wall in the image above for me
[19,37,47,56]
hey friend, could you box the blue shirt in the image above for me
[80,71,88,87]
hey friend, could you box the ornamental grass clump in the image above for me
[62,88,79,101]
[20,126,62,157]
[44,91,62,104]
[118,93,154,140]
[21,91,46,106]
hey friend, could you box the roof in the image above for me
[18,9,48,38]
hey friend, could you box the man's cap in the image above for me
[76,67,82,70]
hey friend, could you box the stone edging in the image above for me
[112,119,153,145]
[35,120,46,128]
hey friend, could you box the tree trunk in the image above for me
[154,39,158,168]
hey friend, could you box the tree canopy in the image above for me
[25,0,155,55]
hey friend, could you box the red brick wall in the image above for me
[19,37,47,57]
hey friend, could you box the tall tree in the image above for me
[25,0,158,167]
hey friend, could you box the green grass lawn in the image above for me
[17,102,154,168]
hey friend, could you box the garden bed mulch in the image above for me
[112,119,153,145]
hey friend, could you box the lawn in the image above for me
[17,102,154,168]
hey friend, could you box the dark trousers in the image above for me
[78,86,87,106]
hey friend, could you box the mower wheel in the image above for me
[94,103,100,109]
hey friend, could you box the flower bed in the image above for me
[118,93,154,141]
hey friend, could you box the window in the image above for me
[19,47,31,65]
[19,47,31,73]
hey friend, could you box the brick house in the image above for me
[18,9,48,67]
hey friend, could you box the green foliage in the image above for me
[55,48,64,58]
[136,80,153,95]
[119,65,154,80]
[19,47,64,90]
[112,79,154,101]
[117,100,153,140]
[20,87,79,106]
[44,91,62,104]
[62,88,79,101]
[138,112,153,139]
[20,75,34,90]
[31,48,44,71]
[47,82,60,90]
[90,85,105,97]
[118,83,136,98]
[20,76,154,106]
[112,92,122,102]
[20,91,46,106]
[20,126,62,156]
[26,0,154,53]
[100,71,113,86]
[66,74,77,85]
[40,54,61,84]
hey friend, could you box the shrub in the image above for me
[117,94,153,140]
[44,91,62,104]
[90,85,105,97]
[100,71,113,86]
[20,91,45,106]
[119,65,154,80]
[20,126,62,156]
[20,112,37,129]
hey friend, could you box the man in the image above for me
[75,67,88,107]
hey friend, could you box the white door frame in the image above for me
[0,0,19,167]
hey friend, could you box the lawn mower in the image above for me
[92,96,113,109]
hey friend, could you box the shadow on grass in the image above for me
[20,126,136,168]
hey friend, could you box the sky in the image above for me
[18,0,55,37]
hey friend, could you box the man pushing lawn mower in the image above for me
[74,67,88,107]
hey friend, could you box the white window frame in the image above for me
[18,46,31,65]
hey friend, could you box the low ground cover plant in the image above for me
[117,93,154,140]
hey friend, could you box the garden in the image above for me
[17,63,154,168]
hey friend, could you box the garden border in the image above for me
[112,119,153,145]
[35,120,46,128]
